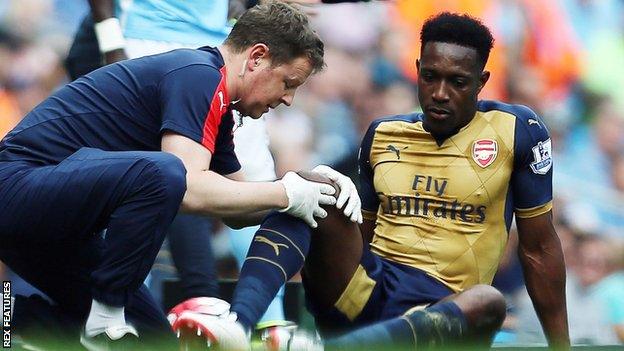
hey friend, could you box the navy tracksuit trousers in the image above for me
[0,147,186,341]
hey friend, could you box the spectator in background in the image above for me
[515,228,621,345]
[0,87,20,138]
[556,98,624,236]
[611,153,624,194]
[0,29,22,138]
[583,236,624,343]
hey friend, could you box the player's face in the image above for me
[417,42,489,139]
[237,56,313,118]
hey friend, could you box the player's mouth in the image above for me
[426,107,452,120]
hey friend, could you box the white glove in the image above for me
[277,171,336,228]
[312,165,363,224]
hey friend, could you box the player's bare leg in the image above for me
[302,205,364,314]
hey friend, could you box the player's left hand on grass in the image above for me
[311,165,363,224]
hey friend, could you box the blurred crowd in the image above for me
[1,0,623,346]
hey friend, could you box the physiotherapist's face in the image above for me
[235,56,313,118]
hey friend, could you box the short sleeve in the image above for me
[358,120,381,220]
[511,106,554,218]
[159,64,227,153]
[209,111,241,175]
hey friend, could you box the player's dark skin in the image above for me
[302,41,569,349]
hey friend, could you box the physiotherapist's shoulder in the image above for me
[127,48,225,90]
[155,47,224,70]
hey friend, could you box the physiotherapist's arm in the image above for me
[221,170,274,229]
[516,211,570,350]
[162,132,288,217]
[88,0,127,64]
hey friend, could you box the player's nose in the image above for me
[432,82,450,102]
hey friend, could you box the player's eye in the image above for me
[421,72,434,82]
[451,76,469,88]
[453,78,467,88]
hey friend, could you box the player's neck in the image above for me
[427,111,476,145]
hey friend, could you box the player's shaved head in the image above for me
[421,12,494,70]
[224,1,325,73]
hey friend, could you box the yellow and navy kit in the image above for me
[358,100,553,292]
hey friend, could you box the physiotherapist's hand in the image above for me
[278,171,336,228]
[312,165,363,224]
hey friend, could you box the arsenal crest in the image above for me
[472,139,498,168]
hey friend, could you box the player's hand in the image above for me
[277,171,336,228]
[312,165,363,224]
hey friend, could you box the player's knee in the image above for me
[471,284,506,327]
[138,152,187,201]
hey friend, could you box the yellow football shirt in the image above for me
[358,100,553,292]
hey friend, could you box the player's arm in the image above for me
[516,211,569,350]
[511,107,569,349]
[88,0,127,64]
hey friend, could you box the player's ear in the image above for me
[477,70,490,94]
[416,59,421,72]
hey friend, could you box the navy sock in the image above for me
[230,212,312,330]
[406,301,467,347]
[325,301,467,350]
[326,317,415,351]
